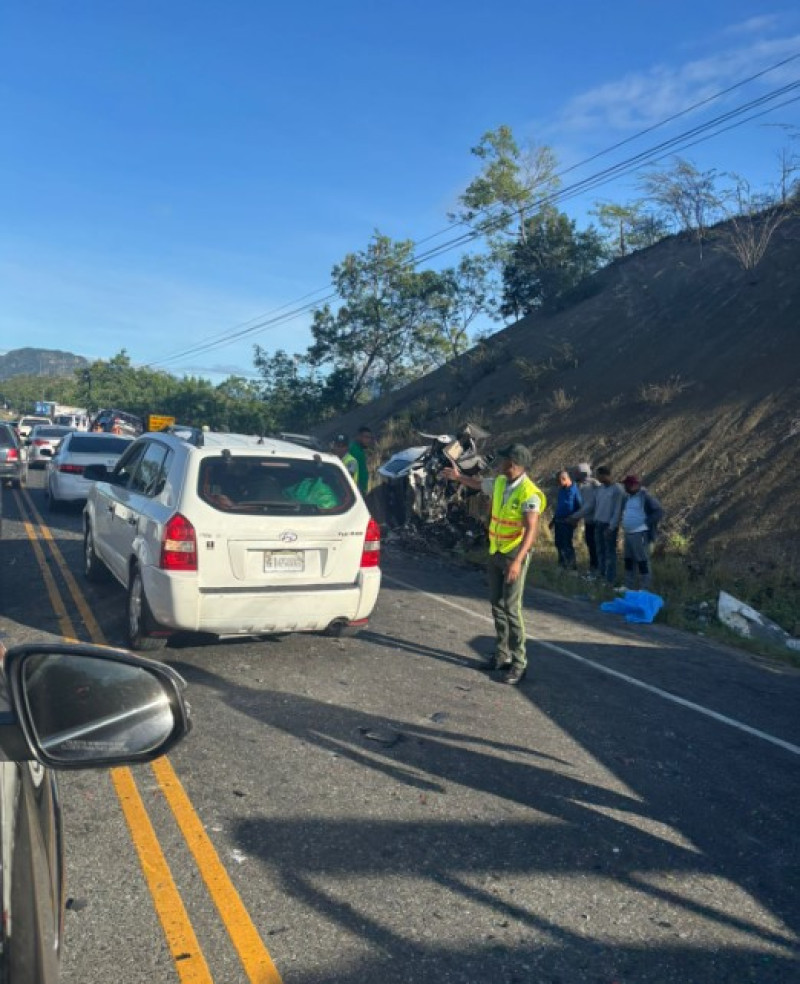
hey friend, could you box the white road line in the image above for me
[384,573,800,758]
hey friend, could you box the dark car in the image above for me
[0,422,28,488]
[90,409,144,438]
[0,640,191,982]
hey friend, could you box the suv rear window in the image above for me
[69,435,132,454]
[0,425,16,447]
[198,456,355,515]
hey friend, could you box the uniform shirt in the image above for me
[482,474,543,513]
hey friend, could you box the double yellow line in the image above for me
[12,488,283,984]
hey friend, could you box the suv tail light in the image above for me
[360,518,381,568]
[33,439,48,446]
[59,463,84,474]
[161,513,198,571]
[6,448,18,461]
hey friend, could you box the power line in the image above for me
[147,56,800,372]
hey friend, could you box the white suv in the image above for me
[83,427,381,651]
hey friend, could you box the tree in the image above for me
[425,255,498,361]
[716,177,793,271]
[591,201,671,258]
[252,347,323,430]
[451,125,560,257]
[306,233,447,409]
[639,157,724,259]
[500,208,605,319]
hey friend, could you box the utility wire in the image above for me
[147,59,800,371]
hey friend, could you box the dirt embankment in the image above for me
[321,215,800,575]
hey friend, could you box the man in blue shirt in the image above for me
[549,468,582,570]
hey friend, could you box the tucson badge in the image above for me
[279,530,298,543]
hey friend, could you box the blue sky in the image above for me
[2,2,799,383]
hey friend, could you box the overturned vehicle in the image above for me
[377,423,493,549]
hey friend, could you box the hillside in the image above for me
[320,214,800,575]
[0,347,88,380]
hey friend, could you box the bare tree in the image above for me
[716,177,793,271]
[639,157,724,259]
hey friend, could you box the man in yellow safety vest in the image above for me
[442,444,545,685]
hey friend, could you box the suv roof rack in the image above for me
[159,424,205,447]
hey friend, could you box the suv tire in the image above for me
[127,566,169,651]
[83,526,107,582]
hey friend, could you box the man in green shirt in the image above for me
[348,425,373,496]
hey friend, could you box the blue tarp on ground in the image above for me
[600,590,664,624]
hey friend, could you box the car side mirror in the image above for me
[83,463,110,481]
[1,643,191,768]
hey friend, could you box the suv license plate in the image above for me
[264,551,304,572]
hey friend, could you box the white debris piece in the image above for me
[717,590,800,651]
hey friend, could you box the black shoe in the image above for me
[477,657,511,673]
[500,665,527,686]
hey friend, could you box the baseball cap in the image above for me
[332,433,349,445]
[576,461,592,478]
[497,443,532,468]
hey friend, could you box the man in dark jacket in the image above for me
[620,474,664,590]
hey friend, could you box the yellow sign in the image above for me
[147,414,176,432]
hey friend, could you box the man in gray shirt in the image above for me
[593,465,626,585]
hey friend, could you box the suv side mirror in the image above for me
[83,463,110,481]
[1,643,191,768]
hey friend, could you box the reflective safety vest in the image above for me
[341,451,358,481]
[489,475,547,555]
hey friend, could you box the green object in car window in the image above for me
[284,477,338,509]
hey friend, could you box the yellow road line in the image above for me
[152,757,284,984]
[112,767,213,984]
[20,488,283,983]
[22,494,107,643]
[15,488,212,983]
[13,490,76,640]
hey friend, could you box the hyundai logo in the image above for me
[279,531,298,543]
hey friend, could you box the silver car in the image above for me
[27,425,75,468]
[0,422,28,488]
[0,639,190,983]
[47,431,134,507]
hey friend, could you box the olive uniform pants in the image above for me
[487,550,531,669]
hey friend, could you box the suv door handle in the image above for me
[127,516,137,526]
[107,504,115,514]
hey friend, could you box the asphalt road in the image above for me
[1,469,798,984]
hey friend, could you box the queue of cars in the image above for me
[2,414,382,982]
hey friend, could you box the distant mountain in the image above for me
[0,347,89,380]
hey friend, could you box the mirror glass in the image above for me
[22,653,175,762]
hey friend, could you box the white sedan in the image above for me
[27,425,75,468]
[47,432,135,507]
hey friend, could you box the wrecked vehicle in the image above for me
[377,423,493,549]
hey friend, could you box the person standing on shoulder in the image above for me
[569,462,601,577]
[620,474,664,591]
[593,465,626,585]
[332,433,359,483]
[442,444,545,686]
[348,426,373,496]
[549,469,582,570]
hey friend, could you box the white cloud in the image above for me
[723,15,781,38]
[552,35,800,136]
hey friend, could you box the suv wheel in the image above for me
[127,566,169,651]
[83,526,107,582]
